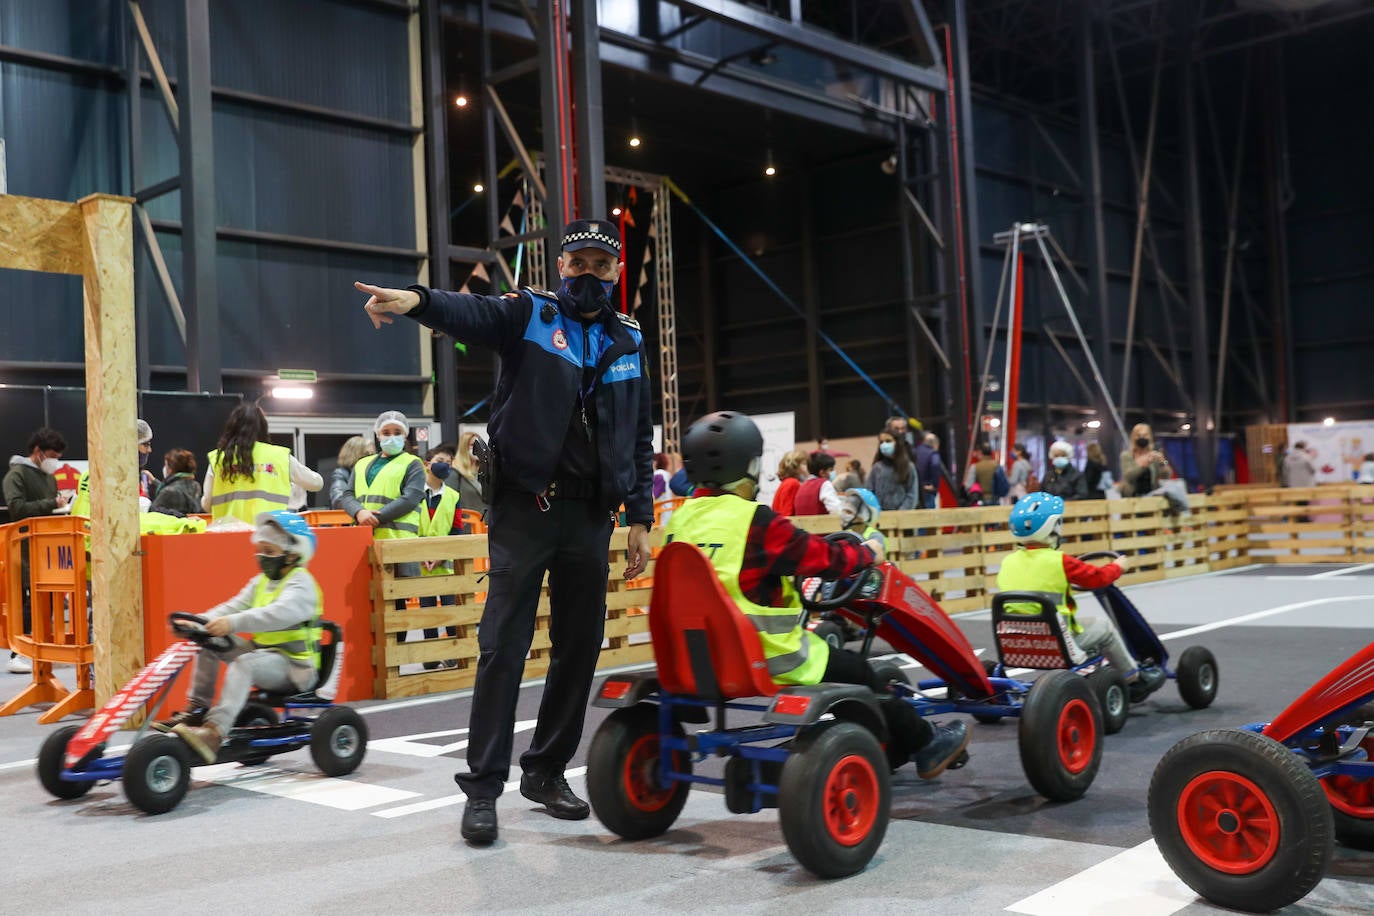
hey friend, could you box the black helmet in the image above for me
[681,411,764,488]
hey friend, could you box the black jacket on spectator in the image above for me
[1042,464,1089,500]
[150,474,203,516]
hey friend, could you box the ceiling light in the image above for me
[629,115,641,149]
[271,386,313,400]
[628,136,641,148]
[1180,423,1192,431]
[1323,416,1336,426]
[473,183,484,193]
[611,206,622,216]
[988,417,1001,429]
[764,165,776,177]
[1085,419,1102,429]
[454,94,468,108]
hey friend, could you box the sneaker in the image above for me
[461,797,498,845]
[1128,666,1167,703]
[520,770,590,820]
[913,721,971,779]
[7,654,31,674]
[172,722,223,764]
[150,707,207,733]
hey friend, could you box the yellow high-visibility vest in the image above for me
[206,442,293,525]
[353,452,423,539]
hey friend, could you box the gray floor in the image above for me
[3,564,1373,915]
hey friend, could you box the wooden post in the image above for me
[79,193,141,705]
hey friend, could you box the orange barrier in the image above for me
[140,526,376,707]
[653,496,687,528]
[0,524,7,650]
[303,509,355,528]
[0,516,95,723]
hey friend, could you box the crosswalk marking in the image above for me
[371,766,589,819]
[1006,840,1196,916]
[194,762,420,811]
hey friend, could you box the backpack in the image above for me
[992,464,1010,499]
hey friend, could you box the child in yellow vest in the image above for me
[419,443,463,667]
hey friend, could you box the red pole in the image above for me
[1005,250,1024,467]
[618,207,629,314]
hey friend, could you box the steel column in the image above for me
[1076,5,1117,462]
[177,0,219,393]
[1177,7,1216,488]
[895,120,922,425]
[537,0,570,284]
[570,0,605,218]
[800,180,823,439]
[1262,42,1295,423]
[699,229,718,411]
[125,9,150,393]
[421,0,458,438]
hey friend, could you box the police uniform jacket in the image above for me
[404,284,655,528]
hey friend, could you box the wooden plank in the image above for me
[0,194,88,275]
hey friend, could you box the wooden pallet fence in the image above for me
[1243,485,1353,563]
[1194,490,1250,570]
[886,507,995,613]
[604,525,662,665]
[1349,487,1374,559]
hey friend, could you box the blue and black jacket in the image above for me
[404,284,655,528]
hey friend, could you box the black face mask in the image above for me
[1135,437,1151,449]
[256,553,290,581]
[564,273,611,316]
[138,451,149,468]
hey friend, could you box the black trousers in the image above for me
[455,490,613,799]
[822,646,933,759]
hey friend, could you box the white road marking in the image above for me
[367,719,537,758]
[370,766,588,819]
[194,763,420,811]
[0,758,35,772]
[1006,840,1197,916]
[1154,595,1372,641]
[1309,563,1374,579]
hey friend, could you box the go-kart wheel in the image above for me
[309,706,368,777]
[124,735,193,814]
[1018,671,1102,802]
[1086,666,1129,735]
[813,620,847,651]
[1323,729,1374,850]
[37,725,94,800]
[1149,729,1333,912]
[778,720,890,879]
[234,702,281,766]
[587,704,692,840]
[1176,646,1219,709]
[866,661,914,771]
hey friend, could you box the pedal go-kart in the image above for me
[586,539,1102,879]
[992,550,1219,734]
[36,612,367,815]
[1148,639,1374,912]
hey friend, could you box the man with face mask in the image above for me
[4,427,69,672]
[354,219,655,846]
[71,418,157,518]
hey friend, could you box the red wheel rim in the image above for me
[621,734,678,813]
[1056,698,1096,775]
[1176,770,1280,875]
[822,754,880,847]
[1323,774,1374,818]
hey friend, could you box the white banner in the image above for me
[752,411,797,507]
[1286,421,1374,484]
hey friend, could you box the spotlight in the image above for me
[1323,416,1336,426]
[454,94,468,108]
[1085,419,1102,429]
[611,206,622,216]
[764,146,776,177]
[988,417,1002,429]
[1181,423,1193,432]
[473,183,484,193]
[629,116,641,149]
[629,136,641,148]
[764,165,776,177]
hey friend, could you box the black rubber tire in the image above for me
[233,702,281,765]
[37,725,94,800]
[1176,646,1219,710]
[1018,670,1102,802]
[868,659,912,690]
[778,720,891,879]
[813,620,847,651]
[123,735,193,815]
[1323,727,1374,850]
[587,704,692,840]
[1086,666,1129,735]
[309,706,368,777]
[1149,729,1333,912]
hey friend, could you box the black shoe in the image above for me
[913,721,971,779]
[461,798,498,845]
[520,770,590,820]
[1128,666,1167,703]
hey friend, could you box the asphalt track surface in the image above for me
[2,563,1372,914]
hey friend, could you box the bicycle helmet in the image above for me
[681,411,764,489]
[254,510,318,565]
[839,487,881,529]
[1008,491,1064,545]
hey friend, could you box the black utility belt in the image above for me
[542,478,598,500]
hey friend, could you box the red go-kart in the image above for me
[587,540,1101,879]
[1148,639,1374,911]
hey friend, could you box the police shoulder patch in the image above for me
[616,312,641,330]
[525,286,559,300]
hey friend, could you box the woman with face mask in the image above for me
[150,448,204,516]
[1041,440,1088,500]
[203,403,323,525]
[865,430,920,511]
[1118,423,1172,498]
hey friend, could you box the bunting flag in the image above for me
[632,202,657,314]
[499,212,515,235]
[458,259,490,294]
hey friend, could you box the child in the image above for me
[838,487,885,548]
[996,491,1165,702]
[666,411,969,779]
[160,511,323,762]
[419,444,463,667]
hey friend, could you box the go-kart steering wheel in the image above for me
[795,530,879,611]
[169,611,235,653]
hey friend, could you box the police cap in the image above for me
[561,219,622,257]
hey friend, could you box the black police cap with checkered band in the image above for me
[561,219,622,256]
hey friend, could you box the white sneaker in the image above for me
[8,655,32,674]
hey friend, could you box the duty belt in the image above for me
[535,477,598,512]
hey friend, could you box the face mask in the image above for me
[40,457,60,474]
[562,273,614,314]
[256,553,290,580]
[879,442,895,458]
[138,451,149,468]
[429,460,452,480]
[379,436,406,456]
[1052,456,1070,470]
[163,465,172,479]
[1135,437,1151,449]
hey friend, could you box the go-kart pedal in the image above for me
[914,721,971,780]
[1128,666,1167,703]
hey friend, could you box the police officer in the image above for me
[355,219,654,845]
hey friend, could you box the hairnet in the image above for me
[137,418,153,444]
[374,410,409,435]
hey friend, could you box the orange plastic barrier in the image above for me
[303,510,355,528]
[459,510,489,601]
[140,525,376,706]
[0,516,95,723]
[653,496,687,528]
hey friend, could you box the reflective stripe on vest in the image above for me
[665,494,828,685]
[248,567,323,668]
[353,452,423,539]
[995,546,1081,633]
[207,442,293,525]
[419,486,461,575]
